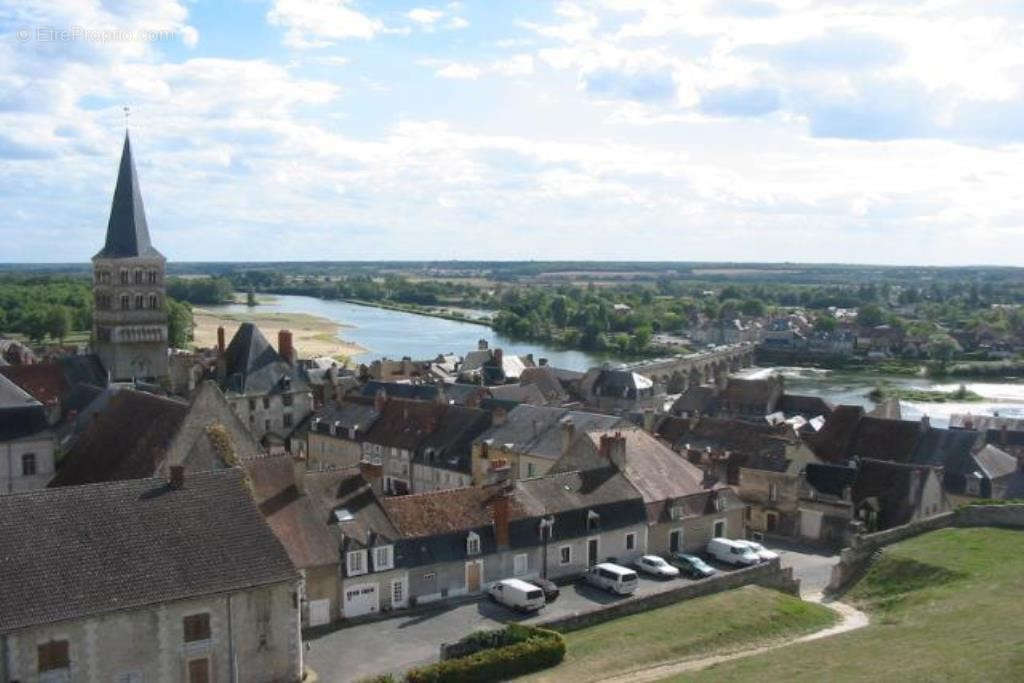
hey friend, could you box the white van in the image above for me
[487,578,546,612]
[706,538,760,566]
[584,562,639,595]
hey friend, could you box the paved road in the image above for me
[304,544,839,682]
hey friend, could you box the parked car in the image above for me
[584,562,639,595]
[706,538,760,566]
[669,553,717,579]
[488,578,546,612]
[526,577,560,603]
[733,540,779,562]
[635,554,680,578]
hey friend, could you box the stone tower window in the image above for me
[120,269,129,284]
[135,294,144,309]
[148,270,157,284]
[121,294,130,310]
[149,294,158,309]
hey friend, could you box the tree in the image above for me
[927,333,960,365]
[550,296,570,328]
[45,306,70,343]
[167,298,194,349]
[814,315,837,332]
[857,304,886,328]
[740,299,766,317]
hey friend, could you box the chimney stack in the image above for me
[491,489,511,549]
[539,357,548,367]
[561,418,576,454]
[278,329,295,365]
[600,431,627,470]
[217,326,226,354]
[169,465,185,490]
[478,339,489,351]
[493,348,504,368]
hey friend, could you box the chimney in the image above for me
[539,357,548,367]
[478,338,489,351]
[169,465,185,490]
[278,329,295,365]
[492,406,507,426]
[493,348,504,368]
[920,415,931,432]
[561,418,576,454]
[1001,424,1008,446]
[526,353,534,366]
[292,454,307,494]
[491,490,511,550]
[374,388,387,413]
[217,326,226,354]
[600,431,627,470]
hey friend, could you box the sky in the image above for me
[1,1,1024,265]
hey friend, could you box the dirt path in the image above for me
[596,596,868,683]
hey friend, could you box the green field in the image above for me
[518,586,837,683]
[673,527,1024,682]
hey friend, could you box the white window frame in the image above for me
[466,531,481,556]
[346,549,368,576]
[513,553,528,576]
[559,545,572,565]
[373,545,394,572]
[768,482,779,502]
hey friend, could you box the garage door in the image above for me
[800,509,823,539]
[343,583,379,618]
[308,598,330,627]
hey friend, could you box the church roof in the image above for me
[94,132,162,259]
[223,323,308,395]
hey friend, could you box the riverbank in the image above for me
[192,307,365,361]
[867,383,985,404]
[341,298,493,327]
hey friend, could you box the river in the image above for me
[211,294,1024,427]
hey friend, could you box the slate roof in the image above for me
[443,382,492,406]
[911,427,981,474]
[311,396,380,436]
[488,383,548,405]
[949,414,1024,431]
[582,427,706,504]
[476,405,624,461]
[0,363,67,407]
[654,415,788,459]
[361,381,440,402]
[779,394,834,418]
[59,354,108,389]
[0,469,297,634]
[972,445,1018,481]
[722,377,780,409]
[242,456,338,569]
[518,367,570,403]
[805,461,858,498]
[303,467,398,549]
[804,404,863,461]
[223,323,307,395]
[0,373,48,440]
[853,458,932,529]
[94,133,162,259]
[415,405,492,474]
[515,467,642,516]
[49,390,189,486]
[362,398,446,451]
[671,385,720,416]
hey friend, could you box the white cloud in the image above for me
[434,62,482,79]
[180,25,199,48]
[447,17,469,30]
[407,8,443,25]
[267,0,382,47]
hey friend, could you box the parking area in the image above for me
[304,544,839,683]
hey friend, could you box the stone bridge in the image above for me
[621,342,756,393]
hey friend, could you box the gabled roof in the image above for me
[361,381,440,402]
[806,404,865,461]
[515,467,643,516]
[223,323,306,395]
[911,427,981,473]
[654,415,788,458]
[379,486,525,539]
[582,427,706,504]
[303,467,398,549]
[362,398,446,451]
[972,444,1018,481]
[518,367,570,403]
[0,469,297,634]
[475,405,624,461]
[0,373,48,440]
[805,461,858,498]
[415,404,492,474]
[488,382,548,405]
[312,396,380,435]
[778,393,834,419]
[242,456,339,569]
[94,132,162,259]
[671,385,720,416]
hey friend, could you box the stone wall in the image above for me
[538,559,799,633]
[826,505,1024,594]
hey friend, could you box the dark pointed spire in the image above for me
[95,131,161,259]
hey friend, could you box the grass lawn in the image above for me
[671,527,1024,682]
[518,586,837,683]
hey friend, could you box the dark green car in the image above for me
[669,553,716,579]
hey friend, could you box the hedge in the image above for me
[441,623,537,660]
[405,625,565,683]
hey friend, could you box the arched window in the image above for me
[148,294,158,309]
[121,294,130,310]
[22,453,36,476]
[135,294,144,309]
[148,270,157,283]
[120,269,129,284]
[134,269,143,284]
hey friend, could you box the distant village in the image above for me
[3,136,1024,682]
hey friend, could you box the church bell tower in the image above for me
[91,132,169,382]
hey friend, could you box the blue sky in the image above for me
[1,0,1023,264]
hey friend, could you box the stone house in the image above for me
[411,404,492,492]
[470,405,625,485]
[513,467,649,578]
[243,455,342,628]
[719,375,784,419]
[551,426,746,555]
[306,395,381,470]
[578,368,659,413]
[50,381,260,487]
[0,373,56,495]
[0,469,303,683]
[216,324,314,451]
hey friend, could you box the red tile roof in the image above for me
[0,363,67,406]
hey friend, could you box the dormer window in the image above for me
[466,531,481,556]
[346,549,368,576]
[587,510,600,531]
[373,545,394,571]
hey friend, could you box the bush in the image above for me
[405,625,565,683]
